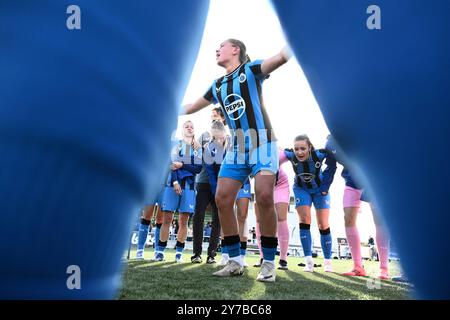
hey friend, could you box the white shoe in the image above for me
[324,259,333,272]
[257,261,276,282]
[303,256,314,272]
[135,249,144,260]
[213,260,244,277]
[219,254,229,266]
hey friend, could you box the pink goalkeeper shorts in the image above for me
[274,179,290,204]
[343,186,363,208]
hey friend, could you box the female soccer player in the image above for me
[325,135,390,279]
[218,180,252,267]
[254,162,291,270]
[236,180,252,267]
[135,185,165,260]
[183,39,291,282]
[156,120,202,262]
[281,135,337,272]
[191,108,226,264]
[203,121,251,267]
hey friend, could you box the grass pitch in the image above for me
[118,249,412,300]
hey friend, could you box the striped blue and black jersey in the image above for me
[284,148,336,193]
[203,60,276,151]
[168,140,202,189]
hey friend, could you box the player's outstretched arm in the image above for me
[261,45,293,75]
[182,96,211,115]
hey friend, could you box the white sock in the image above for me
[263,259,275,266]
[222,253,229,260]
[229,255,243,266]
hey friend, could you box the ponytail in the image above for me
[228,38,249,64]
[294,134,315,151]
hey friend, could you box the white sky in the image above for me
[178,0,377,246]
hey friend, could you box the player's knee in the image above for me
[215,192,234,210]
[255,190,274,209]
[163,214,173,225]
[237,214,247,224]
[343,213,355,227]
[318,222,329,230]
[179,215,189,226]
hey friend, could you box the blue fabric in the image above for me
[0,0,209,299]
[204,139,228,194]
[146,184,166,206]
[2,0,449,300]
[227,242,241,258]
[176,246,184,254]
[293,186,330,209]
[154,225,161,252]
[273,0,450,298]
[284,148,336,193]
[161,186,196,214]
[300,228,312,257]
[219,142,278,183]
[320,232,333,260]
[169,140,202,187]
[221,244,228,255]
[137,223,149,251]
[205,60,273,150]
[237,182,252,200]
[261,247,277,262]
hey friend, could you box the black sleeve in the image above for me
[203,86,215,102]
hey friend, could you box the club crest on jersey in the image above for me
[224,94,246,120]
[299,173,315,183]
[238,73,246,83]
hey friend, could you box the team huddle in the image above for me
[135,39,390,282]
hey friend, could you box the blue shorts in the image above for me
[237,182,252,200]
[219,142,278,183]
[293,186,330,209]
[161,185,196,216]
[146,185,165,206]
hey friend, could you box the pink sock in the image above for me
[277,220,289,261]
[256,222,263,258]
[376,226,390,270]
[345,226,362,268]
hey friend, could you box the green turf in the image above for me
[118,249,413,300]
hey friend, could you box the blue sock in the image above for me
[137,219,150,251]
[227,243,240,258]
[221,240,228,255]
[320,228,332,259]
[224,235,241,258]
[175,241,185,257]
[299,223,312,257]
[261,236,278,262]
[240,241,247,257]
[154,224,161,252]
